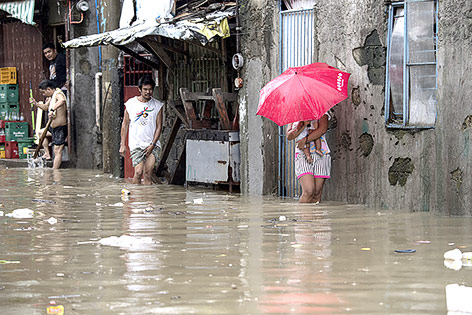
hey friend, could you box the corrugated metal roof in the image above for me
[0,0,34,25]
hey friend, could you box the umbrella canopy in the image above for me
[256,62,351,126]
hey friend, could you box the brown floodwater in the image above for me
[0,167,471,314]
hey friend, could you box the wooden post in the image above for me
[156,116,181,176]
[179,88,198,122]
[212,88,232,130]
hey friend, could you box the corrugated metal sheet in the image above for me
[0,0,35,25]
[280,8,314,198]
[2,21,44,134]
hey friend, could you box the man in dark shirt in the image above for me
[42,43,67,95]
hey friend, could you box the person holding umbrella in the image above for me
[256,62,350,203]
[286,114,331,203]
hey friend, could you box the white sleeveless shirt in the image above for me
[125,96,163,151]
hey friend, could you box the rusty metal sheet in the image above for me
[2,21,44,135]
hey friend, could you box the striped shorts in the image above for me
[295,152,331,179]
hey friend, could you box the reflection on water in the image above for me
[0,167,471,314]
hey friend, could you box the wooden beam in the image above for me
[185,39,223,58]
[212,88,233,130]
[113,44,160,70]
[168,99,190,128]
[138,39,174,70]
[154,37,188,56]
[179,88,198,121]
[156,116,182,176]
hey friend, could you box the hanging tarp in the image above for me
[63,7,235,48]
[198,17,230,41]
[0,0,35,25]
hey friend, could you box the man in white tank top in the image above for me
[119,75,163,185]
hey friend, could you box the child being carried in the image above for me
[295,120,323,163]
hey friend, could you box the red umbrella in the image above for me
[256,62,351,126]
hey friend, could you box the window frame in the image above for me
[384,0,439,129]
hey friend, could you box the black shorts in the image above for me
[48,125,68,146]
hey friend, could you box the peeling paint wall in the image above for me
[309,0,472,215]
[239,1,279,195]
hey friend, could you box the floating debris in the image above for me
[415,240,431,244]
[6,208,34,219]
[47,217,58,225]
[446,284,472,312]
[193,198,204,204]
[32,199,56,204]
[0,260,20,264]
[98,235,156,249]
[47,294,80,299]
[394,249,416,253]
[46,303,64,315]
[444,248,462,261]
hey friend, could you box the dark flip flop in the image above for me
[394,249,416,253]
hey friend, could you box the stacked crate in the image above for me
[0,67,20,158]
[0,120,29,159]
[0,67,19,120]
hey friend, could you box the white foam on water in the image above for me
[27,156,45,169]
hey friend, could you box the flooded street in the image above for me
[0,167,471,314]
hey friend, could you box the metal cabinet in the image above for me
[186,130,240,187]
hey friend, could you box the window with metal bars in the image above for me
[385,0,438,129]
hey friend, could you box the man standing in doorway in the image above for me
[30,80,68,169]
[43,43,67,95]
[120,75,163,185]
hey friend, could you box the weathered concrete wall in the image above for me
[69,6,103,169]
[312,0,472,215]
[239,0,279,195]
[436,0,472,215]
[100,0,121,177]
[69,0,121,173]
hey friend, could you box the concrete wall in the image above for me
[239,0,279,196]
[310,0,472,215]
[69,0,121,173]
[69,8,102,169]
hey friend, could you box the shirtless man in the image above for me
[30,80,67,169]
